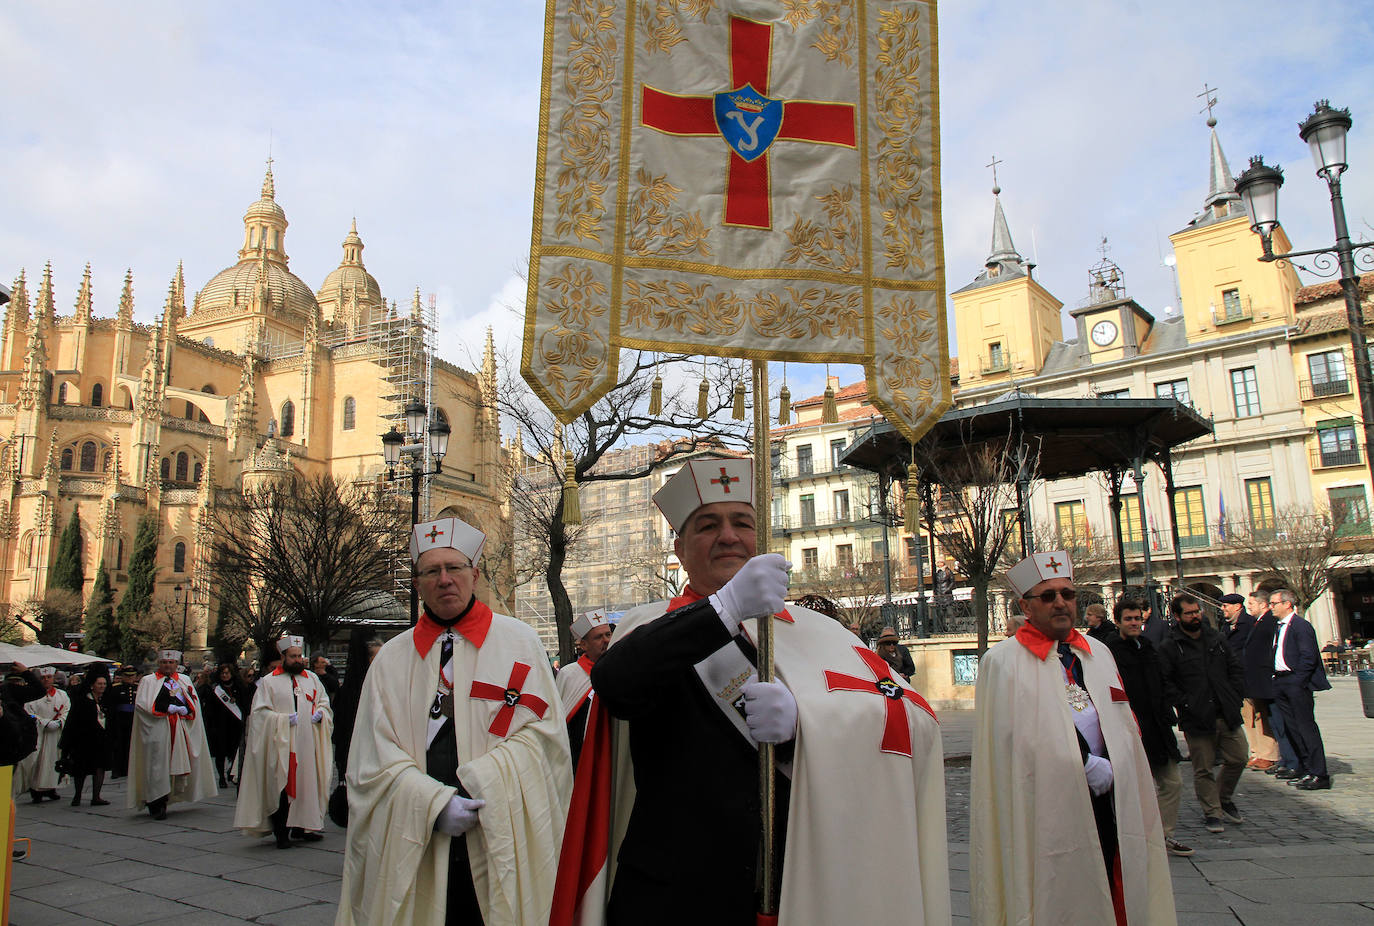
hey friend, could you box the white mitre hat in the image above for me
[571,609,609,640]
[158,649,182,663]
[36,665,55,677]
[653,458,753,532]
[410,517,486,565]
[277,634,305,654]
[1006,551,1075,597]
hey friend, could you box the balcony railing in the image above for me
[774,460,859,481]
[774,511,882,533]
[1312,445,1363,469]
[1299,377,1352,401]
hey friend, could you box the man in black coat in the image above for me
[1157,593,1248,834]
[1083,603,1119,644]
[0,662,45,766]
[1267,588,1332,789]
[1106,597,1191,857]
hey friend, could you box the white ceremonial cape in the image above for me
[126,671,217,809]
[557,656,594,721]
[234,668,334,835]
[971,626,1176,926]
[552,597,951,926]
[17,689,70,792]
[337,603,572,926]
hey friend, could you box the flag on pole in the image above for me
[523,0,949,444]
[1217,489,1227,542]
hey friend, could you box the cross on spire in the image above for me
[986,154,1003,195]
[1197,83,1219,127]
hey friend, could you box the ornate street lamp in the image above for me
[173,582,191,654]
[382,401,452,623]
[1236,100,1374,497]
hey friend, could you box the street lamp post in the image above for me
[1236,100,1374,495]
[174,582,190,654]
[382,399,452,624]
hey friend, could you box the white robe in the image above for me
[234,668,334,835]
[557,657,594,720]
[17,689,70,792]
[126,672,217,809]
[556,599,951,926]
[337,608,572,926]
[971,629,1176,926]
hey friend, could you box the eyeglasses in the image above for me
[1022,587,1077,603]
[417,562,473,581]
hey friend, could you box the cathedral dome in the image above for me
[317,219,383,327]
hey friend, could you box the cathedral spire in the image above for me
[117,269,134,326]
[74,263,94,324]
[35,262,55,331]
[986,194,1022,269]
[262,159,276,200]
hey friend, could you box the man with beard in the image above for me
[235,636,333,847]
[17,667,69,803]
[972,553,1174,926]
[557,609,612,767]
[127,649,217,819]
[1157,594,1247,833]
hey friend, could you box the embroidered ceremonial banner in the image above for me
[524,0,949,443]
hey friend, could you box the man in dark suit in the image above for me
[1268,588,1332,790]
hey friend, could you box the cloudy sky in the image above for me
[3,1,1371,405]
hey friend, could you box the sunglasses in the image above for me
[1022,587,1077,604]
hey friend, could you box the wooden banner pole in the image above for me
[752,358,779,922]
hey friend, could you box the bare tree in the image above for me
[790,563,890,636]
[210,473,401,653]
[1221,504,1362,611]
[502,350,750,663]
[14,589,84,648]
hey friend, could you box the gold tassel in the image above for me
[822,381,838,423]
[697,376,710,418]
[561,451,581,524]
[732,381,746,420]
[905,461,921,529]
[778,383,791,424]
[649,372,663,415]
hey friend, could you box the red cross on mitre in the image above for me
[470,662,550,738]
[640,16,857,230]
[710,466,739,493]
[1046,556,1062,573]
[425,526,445,543]
[824,646,936,757]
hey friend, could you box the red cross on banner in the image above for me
[640,16,856,230]
[471,662,551,738]
[824,646,936,757]
[710,467,739,493]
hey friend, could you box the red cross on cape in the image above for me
[640,16,856,229]
[471,662,551,737]
[824,645,936,757]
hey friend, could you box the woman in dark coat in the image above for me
[328,628,382,826]
[198,662,251,788]
[59,666,113,806]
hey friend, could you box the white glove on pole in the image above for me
[434,794,486,836]
[1084,754,1114,796]
[311,709,324,724]
[288,712,299,727]
[46,719,61,731]
[709,554,792,636]
[740,680,797,744]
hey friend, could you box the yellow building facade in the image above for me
[0,167,509,657]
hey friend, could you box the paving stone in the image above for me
[1228,899,1374,926]
[82,857,173,884]
[120,869,233,901]
[183,883,318,919]
[15,873,129,908]
[64,894,201,926]
[1193,859,1283,881]
[1221,876,1374,905]
[255,902,342,926]
[223,860,336,891]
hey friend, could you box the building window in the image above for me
[160,457,170,481]
[175,452,189,482]
[1317,418,1360,467]
[1308,350,1349,397]
[117,538,125,570]
[1245,477,1274,532]
[91,383,103,407]
[833,489,850,522]
[1221,288,1244,320]
[342,396,357,431]
[194,461,203,484]
[1177,486,1209,548]
[1329,485,1371,536]
[280,400,295,437]
[1001,508,1022,559]
[60,448,74,471]
[836,544,854,572]
[57,382,68,404]
[988,342,1005,370]
[1098,388,1130,399]
[1054,500,1087,546]
[800,494,816,527]
[173,542,186,573]
[1230,367,1261,418]
[79,441,97,473]
[830,438,846,470]
[185,400,195,420]
[1155,379,1190,406]
[796,445,813,476]
[802,547,819,572]
[1119,493,1145,552]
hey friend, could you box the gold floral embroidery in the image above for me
[781,0,857,68]
[874,7,927,272]
[624,280,862,341]
[782,184,860,272]
[628,169,713,257]
[637,0,716,56]
[555,0,618,243]
[540,263,612,405]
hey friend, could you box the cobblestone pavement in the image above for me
[7,678,1371,924]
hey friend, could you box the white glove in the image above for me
[167,705,188,717]
[740,680,797,744]
[288,712,299,727]
[434,794,485,836]
[46,719,61,731]
[311,709,324,724]
[1084,754,1114,796]
[709,554,791,636]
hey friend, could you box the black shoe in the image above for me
[288,827,324,842]
[1263,764,1284,775]
[45,790,59,801]
[1219,801,1243,824]
[29,791,42,805]
[274,832,293,849]
[70,795,81,807]
[90,798,109,807]
[1204,816,1225,833]
[1287,774,1314,787]
[1275,767,1301,780]
[1296,776,1331,790]
[148,799,168,820]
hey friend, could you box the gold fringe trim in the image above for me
[778,383,791,425]
[822,383,838,423]
[732,381,746,420]
[649,372,663,416]
[562,451,581,524]
[697,377,710,419]
[905,462,920,530]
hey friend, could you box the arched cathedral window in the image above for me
[342,396,356,431]
[280,400,295,438]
